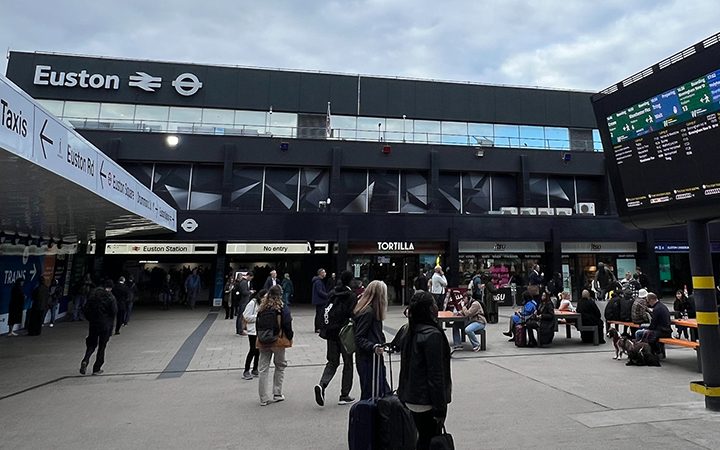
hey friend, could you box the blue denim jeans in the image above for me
[452,321,486,348]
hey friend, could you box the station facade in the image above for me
[6,51,719,304]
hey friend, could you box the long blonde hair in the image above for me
[353,280,387,321]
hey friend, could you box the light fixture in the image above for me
[280,142,289,151]
[166,135,180,148]
[562,152,572,162]
[475,148,485,158]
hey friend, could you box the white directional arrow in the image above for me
[29,263,37,281]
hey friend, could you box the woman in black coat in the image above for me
[8,278,25,336]
[535,292,556,347]
[398,291,452,450]
[576,289,606,344]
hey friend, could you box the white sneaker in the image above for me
[49,323,54,328]
[273,395,285,403]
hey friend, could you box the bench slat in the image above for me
[658,338,700,349]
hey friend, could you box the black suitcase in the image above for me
[348,354,380,450]
[376,350,417,450]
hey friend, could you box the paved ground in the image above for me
[1,303,718,449]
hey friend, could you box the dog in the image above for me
[606,327,633,360]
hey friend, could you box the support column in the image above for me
[447,227,459,287]
[336,226,348,275]
[687,220,720,411]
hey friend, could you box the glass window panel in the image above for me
[441,122,469,145]
[152,164,191,210]
[231,166,263,211]
[462,173,490,214]
[468,123,495,146]
[268,112,297,138]
[412,120,441,144]
[190,165,223,210]
[202,108,235,126]
[384,118,406,143]
[99,103,135,121]
[575,177,603,205]
[544,127,570,150]
[369,170,399,213]
[401,172,429,213]
[519,126,545,149]
[135,105,169,121]
[169,106,202,124]
[592,129,603,152]
[234,110,268,127]
[299,168,330,212]
[38,99,64,117]
[357,117,384,141]
[548,176,575,208]
[337,169,368,213]
[494,124,520,148]
[121,163,153,188]
[332,115,358,140]
[263,167,298,211]
[63,101,100,119]
[528,176,548,207]
[492,174,517,209]
[438,172,461,213]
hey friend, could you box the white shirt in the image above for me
[243,299,259,335]
[430,273,447,294]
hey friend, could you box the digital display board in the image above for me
[592,35,720,228]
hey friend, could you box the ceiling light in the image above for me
[166,135,180,148]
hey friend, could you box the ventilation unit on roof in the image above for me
[519,207,537,216]
[575,202,596,216]
[499,207,518,215]
[537,207,555,216]
[555,207,573,216]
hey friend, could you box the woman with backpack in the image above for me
[242,289,266,380]
[255,285,293,406]
[353,280,390,400]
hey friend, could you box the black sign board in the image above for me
[592,33,720,229]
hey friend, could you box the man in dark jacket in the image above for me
[314,270,358,407]
[112,276,131,335]
[28,278,50,336]
[236,273,254,335]
[398,291,451,449]
[311,268,328,333]
[80,280,117,375]
[263,270,279,290]
[635,292,672,345]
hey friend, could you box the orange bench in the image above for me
[607,320,641,335]
[658,337,701,372]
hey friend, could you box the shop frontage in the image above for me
[458,241,546,306]
[346,241,444,305]
[561,241,638,300]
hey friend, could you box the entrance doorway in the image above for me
[349,255,421,305]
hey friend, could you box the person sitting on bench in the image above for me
[577,289,606,344]
[503,290,538,342]
[450,291,486,352]
[635,292,672,350]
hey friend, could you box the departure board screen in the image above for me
[592,37,720,228]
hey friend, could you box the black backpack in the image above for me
[321,291,349,340]
[414,274,427,291]
[256,309,280,344]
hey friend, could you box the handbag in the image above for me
[339,319,355,354]
[429,425,454,450]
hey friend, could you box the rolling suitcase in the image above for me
[348,354,381,450]
[514,324,526,347]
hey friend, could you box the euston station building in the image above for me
[6,51,718,305]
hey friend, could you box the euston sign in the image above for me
[33,65,203,96]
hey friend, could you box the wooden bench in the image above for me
[607,320,641,335]
[658,337,701,372]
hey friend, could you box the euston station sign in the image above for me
[33,65,203,97]
[105,242,217,255]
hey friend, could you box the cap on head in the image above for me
[637,289,648,299]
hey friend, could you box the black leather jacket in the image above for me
[354,307,385,355]
[397,324,452,418]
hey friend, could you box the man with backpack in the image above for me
[315,270,358,407]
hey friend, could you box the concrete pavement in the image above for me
[0,304,717,449]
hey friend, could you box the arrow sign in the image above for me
[39,119,53,159]
[100,160,107,188]
[29,263,37,281]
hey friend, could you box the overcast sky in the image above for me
[2,0,718,92]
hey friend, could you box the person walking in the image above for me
[236,273,254,335]
[256,285,293,406]
[315,270,357,407]
[7,278,25,336]
[263,270,279,291]
[242,289,266,380]
[222,275,234,320]
[79,280,117,376]
[398,290,452,450]
[429,266,447,312]
[73,274,94,321]
[184,268,201,310]
[124,275,138,325]
[47,279,61,327]
[281,273,294,307]
[353,280,390,400]
[28,278,50,336]
[312,268,329,333]
[112,277,131,335]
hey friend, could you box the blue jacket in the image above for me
[512,299,538,325]
[311,276,328,305]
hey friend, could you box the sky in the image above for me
[1,0,719,92]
